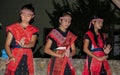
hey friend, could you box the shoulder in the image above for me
[85,31,94,38]
[28,25,39,32]
[83,31,93,40]
[6,22,19,32]
[48,28,58,34]
[51,28,57,32]
[29,25,39,30]
[68,31,77,37]
[85,31,92,35]
[46,28,57,41]
[6,22,19,28]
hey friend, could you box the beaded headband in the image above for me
[21,9,34,15]
[60,16,72,20]
[89,18,103,28]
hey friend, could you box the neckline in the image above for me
[18,23,29,29]
[58,28,67,33]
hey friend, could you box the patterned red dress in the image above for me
[47,29,77,75]
[82,31,112,75]
[5,23,39,75]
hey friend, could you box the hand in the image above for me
[16,37,25,47]
[57,53,65,58]
[104,44,112,54]
[56,51,65,58]
[6,57,16,64]
[65,49,70,57]
[96,55,108,61]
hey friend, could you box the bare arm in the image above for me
[83,39,108,61]
[83,39,98,58]
[44,39,64,57]
[5,32,13,58]
[69,43,76,57]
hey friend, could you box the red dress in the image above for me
[47,29,77,75]
[5,23,39,75]
[82,31,112,75]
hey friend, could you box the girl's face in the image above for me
[59,15,72,29]
[93,20,103,30]
[20,9,34,23]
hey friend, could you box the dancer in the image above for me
[5,4,39,75]
[82,15,112,75]
[44,12,77,75]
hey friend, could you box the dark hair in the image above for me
[61,12,72,17]
[91,15,103,20]
[21,3,35,15]
[89,15,105,46]
[18,3,35,24]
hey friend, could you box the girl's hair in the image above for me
[61,12,72,17]
[18,3,35,24]
[21,3,35,15]
[89,15,105,46]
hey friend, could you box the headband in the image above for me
[21,9,34,15]
[60,16,72,20]
[89,18,103,28]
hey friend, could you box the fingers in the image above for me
[16,40,21,45]
[6,57,16,64]
[104,45,112,54]
[58,51,69,58]
[16,37,25,47]
[96,55,108,61]
[16,40,24,47]
[61,53,65,57]
[65,50,70,57]
[57,50,70,58]
[21,37,25,45]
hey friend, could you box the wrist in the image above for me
[9,55,13,58]
[9,56,14,59]
[22,45,24,48]
[56,53,62,58]
[21,44,25,48]
[94,56,98,59]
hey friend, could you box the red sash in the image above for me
[5,23,38,75]
[47,29,77,75]
[82,31,112,75]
